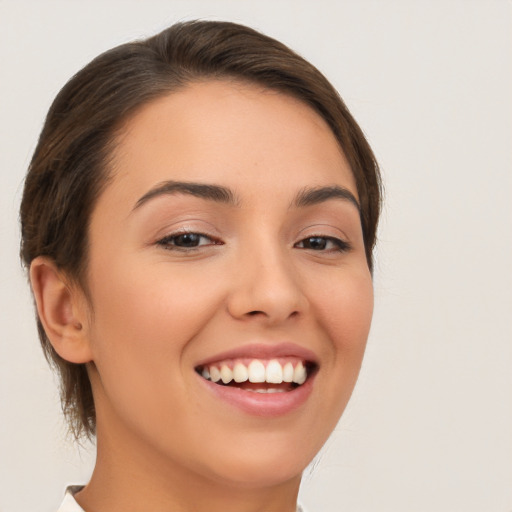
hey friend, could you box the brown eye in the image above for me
[171,233,203,247]
[157,232,219,250]
[295,236,351,252]
[301,237,328,250]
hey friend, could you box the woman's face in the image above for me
[83,81,373,488]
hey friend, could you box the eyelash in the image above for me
[294,236,351,253]
[156,232,220,251]
[156,232,351,253]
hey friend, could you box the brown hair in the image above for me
[20,20,382,440]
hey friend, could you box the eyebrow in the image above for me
[133,180,360,212]
[293,185,360,211]
[133,180,239,210]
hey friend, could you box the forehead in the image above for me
[106,80,357,207]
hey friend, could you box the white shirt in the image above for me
[57,487,85,512]
[57,486,308,511]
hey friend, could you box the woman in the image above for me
[20,20,381,512]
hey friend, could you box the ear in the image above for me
[29,256,93,364]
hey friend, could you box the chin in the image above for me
[205,452,308,490]
[191,427,321,490]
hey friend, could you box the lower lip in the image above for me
[198,374,316,417]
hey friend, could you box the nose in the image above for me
[226,245,308,325]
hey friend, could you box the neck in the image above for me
[75,417,301,512]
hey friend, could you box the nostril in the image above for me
[245,309,300,320]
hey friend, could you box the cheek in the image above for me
[310,268,373,403]
[85,259,229,442]
[91,256,214,331]
[86,258,223,389]
[313,268,374,348]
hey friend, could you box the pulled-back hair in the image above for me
[20,20,381,440]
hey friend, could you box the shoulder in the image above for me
[56,486,85,512]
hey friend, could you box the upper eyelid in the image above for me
[159,228,213,237]
[152,221,221,240]
[294,223,350,239]
[157,231,218,242]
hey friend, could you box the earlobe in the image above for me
[29,256,93,364]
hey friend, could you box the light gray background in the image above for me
[1,1,511,511]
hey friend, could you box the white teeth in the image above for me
[265,359,283,384]
[202,359,310,387]
[233,362,249,383]
[248,360,266,383]
[282,362,294,382]
[209,366,221,383]
[220,365,233,384]
[293,361,307,385]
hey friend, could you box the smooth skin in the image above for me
[30,81,374,512]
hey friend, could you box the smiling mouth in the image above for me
[195,358,318,393]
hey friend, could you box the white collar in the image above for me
[56,486,85,512]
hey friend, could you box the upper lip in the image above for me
[194,342,318,368]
